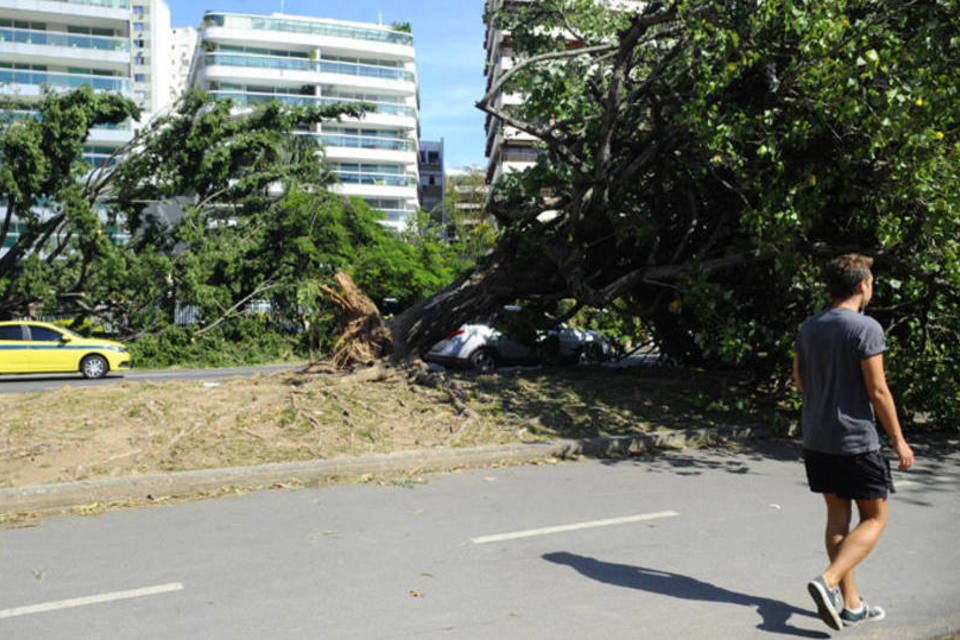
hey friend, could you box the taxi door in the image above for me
[25,324,74,373]
[0,324,30,373]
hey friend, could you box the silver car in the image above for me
[425,307,618,373]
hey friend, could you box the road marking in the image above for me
[0,583,183,620]
[471,511,680,544]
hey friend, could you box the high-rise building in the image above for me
[418,138,444,219]
[0,0,173,150]
[0,0,173,251]
[446,167,490,233]
[167,26,198,107]
[194,12,421,231]
[482,0,540,188]
[482,0,642,190]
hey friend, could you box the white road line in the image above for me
[471,511,680,544]
[0,583,183,620]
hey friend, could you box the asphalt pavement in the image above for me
[1,439,957,639]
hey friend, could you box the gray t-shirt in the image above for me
[796,307,886,455]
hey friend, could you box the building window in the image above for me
[132,5,145,16]
[133,22,145,32]
[134,73,146,83]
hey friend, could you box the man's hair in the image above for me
[826,253,874,299]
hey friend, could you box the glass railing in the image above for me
[0,69,131,94]
[0,109,133,131]
[317,60,414,82]
[204,53,415,82]
[81,154,117,167]
[63,0,130,8]
[377,209,413,223]
[334,170,417,187]
[203,13,413,47]
[0,27,129,52]
[314,133,415,152]
[209,90,417,118]
[324,96,413,116]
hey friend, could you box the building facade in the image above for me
[446,167,490,234]
[418,138,444,219]
[0,0,173,149]
[194,12,421,231]
[482,0,540,188]
[482,0,642,189]
[0,0,173,251]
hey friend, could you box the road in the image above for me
[1,440,958,639]
[0,364,301,394]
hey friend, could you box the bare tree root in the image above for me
[320,271,393,369]
[314,271,478,418]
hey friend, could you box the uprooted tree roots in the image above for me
[320,271,393,369]
[317,271,473,416]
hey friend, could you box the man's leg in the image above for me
[822,493,862,610]
[821,496,888,608]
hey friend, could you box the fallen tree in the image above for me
[333,0,960,427]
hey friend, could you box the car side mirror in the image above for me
[60,334,73,343]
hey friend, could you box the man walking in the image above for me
[793,253,914,631]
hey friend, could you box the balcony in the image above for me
[203,53,415,83]
[0,69,131,97]
[0,0,130,23]
[0,27,128,52]
[0,27,129,70]
[316,132,414,152]
[202,13,413,47]
[333,170,417,188]
[208,90,417,119]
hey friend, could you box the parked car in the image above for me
[0,321,131,379]
[425,307,619,373]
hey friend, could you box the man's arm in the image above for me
[861,353,914,470]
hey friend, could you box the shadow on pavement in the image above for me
[543,551,829,638]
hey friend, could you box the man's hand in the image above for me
[894,439,914,471]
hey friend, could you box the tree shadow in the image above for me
[543,552,829,638]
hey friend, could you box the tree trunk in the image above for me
[386,254,524,359]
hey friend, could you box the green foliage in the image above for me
[484,0,960,428]
[129,320,298,369]
[1,88,468,367]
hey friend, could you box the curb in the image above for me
[0,426,761,516]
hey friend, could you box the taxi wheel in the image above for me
[80,354,109,379]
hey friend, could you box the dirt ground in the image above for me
[0,364,767,488]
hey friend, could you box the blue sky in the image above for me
[167,0,489,170]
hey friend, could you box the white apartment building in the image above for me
[194,12,421,231]
[483,0,642,188]
[0,0,173,251]
[483,0,540,187]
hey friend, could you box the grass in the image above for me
[0,364,777,489]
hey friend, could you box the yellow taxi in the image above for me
[0,321,131,379]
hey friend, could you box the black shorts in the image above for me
[804,449,895,500]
